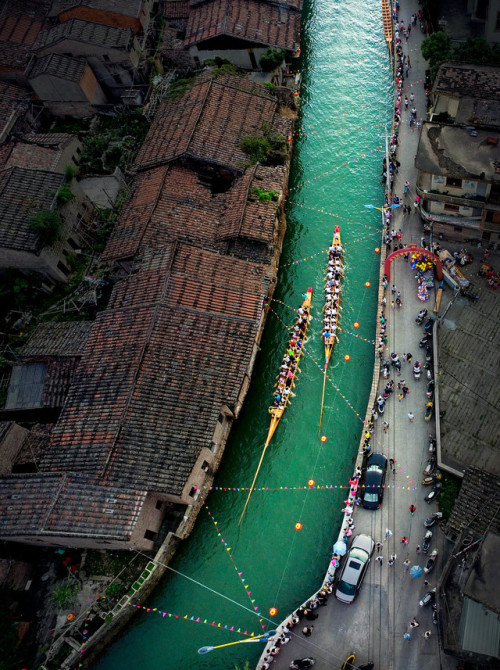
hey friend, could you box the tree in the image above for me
[421,32,452,80]
[29,210,62,245]
[50,581,79,609]
[259,47,285,72]
[452,37,500,67]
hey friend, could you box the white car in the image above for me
[335,534,375,604]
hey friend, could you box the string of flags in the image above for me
[276,233,381,269]
[205,505,267,630]
[127,603,259,637]
[293,121,387,138]
[196,481,418,492]
[285,144,384,193]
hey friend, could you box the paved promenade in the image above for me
[264,4,458,670]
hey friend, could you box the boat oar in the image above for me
[318,365,328,433]
[238,437,272,525]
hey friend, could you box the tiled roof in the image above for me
[5,134,79,172]
[217,164,285,244]
[189,0,303,9]
[20,322,92,357]
[163,1,190,19]
[0,82,31,142]
[445,467,500,538]
[32,18,132,52]
[0,473,147,540]
[20,133,76,146]
[135,73,277,172]
[49,0,145,18]
[103,162,284,261]
[0,167,64,252]
[44,244,268,495]
[0,0,51,73]
[433,63,500,100]
[185,0,301,50]
[26,53,86,82]
[13,423,53,468]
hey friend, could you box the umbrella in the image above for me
[410,565,422,578]
[333,540,347,556]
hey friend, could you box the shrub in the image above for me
[29,210,62,244]
[51,184,75,205]
[50,581,79,608]
[252,187,279,202]
[240,136,272,165]
[259,47,285,72]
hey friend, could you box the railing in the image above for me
[416,186,485,209]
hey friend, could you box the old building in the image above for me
[1,133,82,173]
[48,0,155,40]
[184,0,302,70]
[415,122,500,244]
[0,166,94,282]
[25,53,108,117]
[31,18,146,100]
[0,0,52,86]
[0,82,33,144]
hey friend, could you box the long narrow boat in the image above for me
[319,226,343,430]
[239,288,313,524]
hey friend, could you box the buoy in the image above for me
[353,322,359,328]
[269,607,278,616]
[295,522,303,531]
[308,479,315,487]
[320,435,327,443]
[365,281,371,287]
[66,613,75,622]
[344,354,351,361]
[375,247,380,253]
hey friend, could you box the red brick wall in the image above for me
[58,7,141,33]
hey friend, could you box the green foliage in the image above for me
[259,47,285,72]
[252,187,279,202]
[167,76,195,100]
[77,112,149,176]
[240,136,272,165]
[422,34,500,84]
[105,581,122,598]
[51,183,75,205]
[214,63,238,77]
[65,164,77,179]
[240,127,287,166]
[0,603,22,670]
[204,57,231,67]
[29,210,62,244]
[234,662,250,670]
[421,32,452,80]
[439,473,461,521]
[263,82,276,94]
[50,581,79,609]
[433,111,453,123]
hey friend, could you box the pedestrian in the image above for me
[408,411,415,422]
[402,385,409,398]
[383,421,389,433]
[404,64,409,78]
[376,541,383,552]
[385,528,393,539]
[409,618,420,628]
[406,352,412,363]
[408,56,411,68]
[398,392,403,402]
[391,284,397,295]
[396,297,402,308]
[392,466,396,476]
[416,544,421,554]
[389,457,394,468]
[400,536,408,545]
[391,300,395,310]
[403,559,411,571]
[404,180,410,194]
[423,630,432,640]
[403,632,412,640]
[302,626,313,637]
[375,555,384,565]
[409,504,417,515]
[388,554,397,566]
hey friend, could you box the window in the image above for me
[144,529,157,541]
[496,11,500,31]
[446,177,462,188]
[189,487,196,497]
[453,226,463,232]
[201,460,210,472]
[57,261,70,275]
[155,500,163,510]
[444,204,459,212]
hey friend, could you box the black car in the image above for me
[362,453,388,509]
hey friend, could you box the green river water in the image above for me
[94,0,393,667]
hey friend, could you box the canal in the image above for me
[93,0,393,668]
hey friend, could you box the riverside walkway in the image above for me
[265,5,458,670]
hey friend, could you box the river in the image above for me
[93,0,392,668]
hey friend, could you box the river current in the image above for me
[93,0,393,667]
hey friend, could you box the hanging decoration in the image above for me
[205,506,266,630]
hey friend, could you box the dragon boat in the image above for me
[239,288,313,523]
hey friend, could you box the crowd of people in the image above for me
[322,234,343,344]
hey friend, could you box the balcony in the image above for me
[416,186,485,210]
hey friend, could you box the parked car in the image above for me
[362,453,388,509]
[335,534,374,603]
